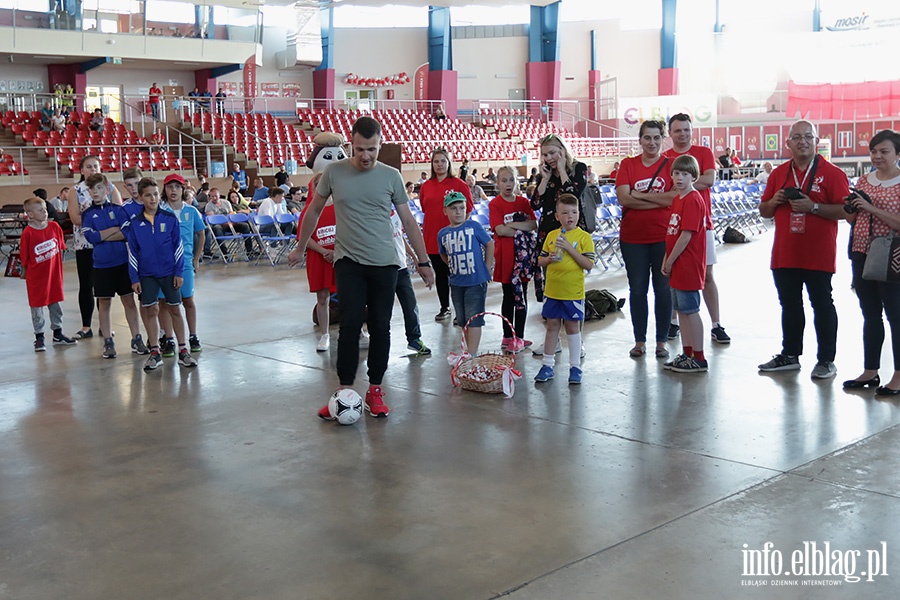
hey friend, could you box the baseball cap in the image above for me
[444,191,466,207]
[163,173,187,187]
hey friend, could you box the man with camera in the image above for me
[757,120,850,378]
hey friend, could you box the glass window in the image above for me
[333,4,427,28]
[146,0,195,24]
[450,5,528,26]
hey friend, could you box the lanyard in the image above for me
[790,159,814,191]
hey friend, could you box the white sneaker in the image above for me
[316,333,330,353]
[359,331,370,349]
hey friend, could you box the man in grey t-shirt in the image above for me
[292,116,434,420]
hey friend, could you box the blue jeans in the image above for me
[451,282,487,328]
[621,240,671,343]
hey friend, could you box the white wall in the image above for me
[561,20,659,99]
[331,28,425,101]
[454,35,528,102]
[0,63,48,94]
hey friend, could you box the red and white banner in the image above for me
[414,63,429,101]
[243,55,257,112]
[282,82,302,98]
[260,83,280,98]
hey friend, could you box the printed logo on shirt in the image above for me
[634,176,666,194]
[811,175,825,194]
[160,223,166,233]
[33,238,59,263]
[667,213,682,236]
[316,224,336,248]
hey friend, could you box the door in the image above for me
[85,85,123,122]
[164,86,184,122]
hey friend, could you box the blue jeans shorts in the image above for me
[158,266,194,300]
[671,288,701,315]
[451,282,487,328]
[140,274,182,307]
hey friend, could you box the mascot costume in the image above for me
[287,133,364,353]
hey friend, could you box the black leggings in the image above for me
[75,249,94,328]
[501,282,528,339]
[428,253,451,311]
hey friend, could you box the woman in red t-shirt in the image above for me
[489,165,537,347]
[845,129,900,395]
[418,147,473,322]
[615,120,676,358]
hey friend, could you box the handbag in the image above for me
[861,206,900,282]
[862,234,900,282]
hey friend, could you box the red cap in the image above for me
[163,173,187,187]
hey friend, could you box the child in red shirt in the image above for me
[661,155,708,373]
[19,197,77,352]
[489,165,537,350]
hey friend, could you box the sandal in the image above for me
[655,347,670,359]
[629,345,646,358]
[74,329,93,340]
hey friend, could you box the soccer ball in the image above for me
[328,388,363,425]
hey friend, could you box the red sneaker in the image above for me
[364,386,390,418]
[317,403,334,421]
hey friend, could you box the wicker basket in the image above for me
[450,312,521,395]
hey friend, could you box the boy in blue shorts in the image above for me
[158,173,206,355]
[661,155,709,373]
[438,191,494,355]
[81,173,148,358]
[123,177,197,371]
[535,193,595,384]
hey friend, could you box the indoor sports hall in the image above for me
[0,1,898,598]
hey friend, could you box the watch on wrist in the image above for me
[812,203,820,215]
[417,261,432,268]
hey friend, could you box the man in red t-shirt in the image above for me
[665,113,731,344]
[757,120,850,378]
[148,82,162,121]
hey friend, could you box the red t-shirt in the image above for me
[149,86,161,104]
[616,155,674,244]
[20,221,66,307]
[299,202,337,293]
[666,190,708,291]
[488,195,536,283]
[760,155,850,272]
[419,176,473,254]
[663,145,715,230]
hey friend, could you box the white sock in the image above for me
[542,354,555,368]
[567,332,581,367]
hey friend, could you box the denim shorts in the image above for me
[541,297,585,321]
[672,288,701,315]
[140,274,182,307]
[451,282,487,327]
[158,266,194,300]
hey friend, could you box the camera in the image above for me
[783,187,803,200]
[843,187,873,214]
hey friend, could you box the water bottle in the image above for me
[556,227,566,261]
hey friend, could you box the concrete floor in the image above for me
[1,229,898,600]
